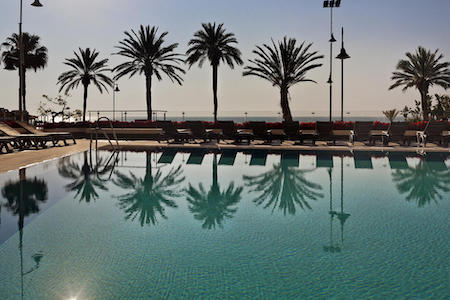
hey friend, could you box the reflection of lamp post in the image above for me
[331,157,350,245]
[323,0,342,124]
[18,0,43,122]
[323,167,341,253]
[336,27,350,122]
[112,82,120,121]
[19,230,44,300]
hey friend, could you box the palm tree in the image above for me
[113,25,185,120]
[389,46,450,120]
[58,151,113,203]
[1,32,48,112]
[186,23,243,122]
[392,160,450,207]
[113,153,184,226]
[243,161,323,215]
[243,37,323,122]
[57,48,113,122]
[382,109,400,123]
[186,154,242,229]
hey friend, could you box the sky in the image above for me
[0,0,449,119]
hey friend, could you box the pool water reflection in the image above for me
[0,149,448,299]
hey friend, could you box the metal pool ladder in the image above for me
[90,117,120,151]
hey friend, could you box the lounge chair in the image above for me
[299,126,319,145]
[217,121,253,144]
[156,121,191,143]
[282,121,302,144]
[349,121,384,145]
[248,122,272,143]
[384,122,410,145]
[218,150,237,166]
[316,122,333,144]
[0,122,51,149]
[186,121,220,143]
[353,151,373,169]
[0,136,17,153]
[16,121,76,146]
[350,121,372,144]
[417,121,448,146]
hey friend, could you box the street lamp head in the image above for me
[114,84,120,92]
[323,0,341,8]
[329,33,337,43]
[336,47,350,60]
[31,0,43,7]
[336,27,350,59]
[32,253,44,266]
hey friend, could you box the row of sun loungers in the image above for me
[154,149,448,170]
[0,121,76,154]
[155,120,449,147]
[1,119,447,154]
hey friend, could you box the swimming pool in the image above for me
[0,149,449,299]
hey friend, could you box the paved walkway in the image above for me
[0,139,100,173]
[1,139,448,173]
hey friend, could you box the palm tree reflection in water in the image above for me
[58,151,115,203]
[243,159,323,215]
[113,152,185,227]
[392,159,450,207]
[1,168,47,300]
[186,154,243,229]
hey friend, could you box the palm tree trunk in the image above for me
[212,64,218,123]
[19,168,26,231]
[419,88,430,121]
[18,68,22,113]
[212,153,219,194]
[22,68,27,113]
[280,85,293,122]
[145,152,153,184]
[146,75,153,121]
[82,84,88,122]
[212,154,218,187]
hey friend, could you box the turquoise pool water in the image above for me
[0,150,449,299]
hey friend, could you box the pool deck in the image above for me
[106,140,450,153]
[0,139,448,173]
[0,139,104,173]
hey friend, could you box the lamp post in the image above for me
[323,0,341,124]
[18,0,43,122]
[112,82,120,121]
[336,27,350,122]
